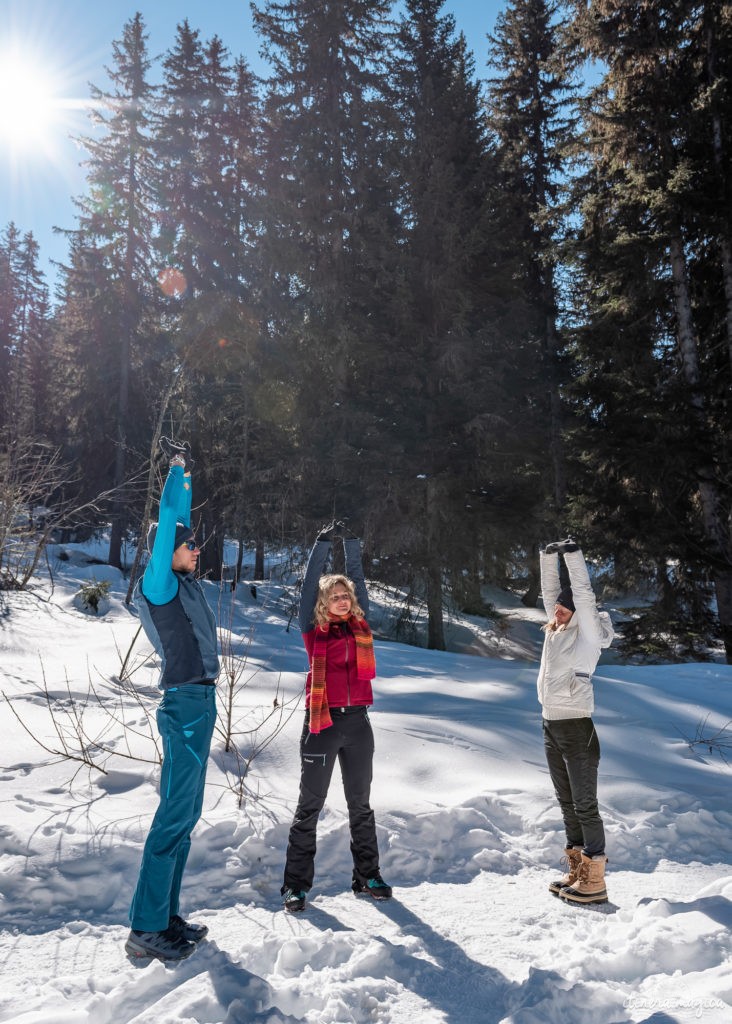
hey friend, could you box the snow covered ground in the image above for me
[0,545,731,1024]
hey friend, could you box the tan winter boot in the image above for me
[548,846,583,896]
[561,853,608,905]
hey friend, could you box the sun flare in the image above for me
[0,53,61,150]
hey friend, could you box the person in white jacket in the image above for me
[538,538,614,905]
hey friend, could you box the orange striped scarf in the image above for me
[308,615,376,734]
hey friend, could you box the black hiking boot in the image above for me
[282,887,307,913]
[352,874,392,900]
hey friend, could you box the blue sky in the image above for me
[0,1,504,290]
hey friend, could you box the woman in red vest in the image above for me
[281,522,391,912]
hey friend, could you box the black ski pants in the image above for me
[283,706,380,892]
[543,716,605,857]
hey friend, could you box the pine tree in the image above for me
[12,233,51,441]
[154,26,267,578]
[485,0,580,535]
[0,223,22,432]
[53,235,127,516]
[0,226,51,442]
[574,0,732,660]
[372,0,508,647]
[252,0,397,538]
[156,22,224,292]
[71,13,158,566]
[695,1,732,374]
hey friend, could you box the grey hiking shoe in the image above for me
[169,913,209,943]
[125,926,195,961]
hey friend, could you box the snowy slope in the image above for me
[0,552,730,1024]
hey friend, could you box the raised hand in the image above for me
[159,436,195,472]
[545,537,579,555]
[317,521,338,542]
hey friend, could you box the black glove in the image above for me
[317,521,337,542]
[544,537,579,555]
[337,519,358,540]
[159,436,195,472]
[559,539,579,554]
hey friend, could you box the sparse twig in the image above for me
[2,656,161,780]
[677,714,732,766]
[115,623,145,684]
[215,580,300,806]
[0,432,141,592]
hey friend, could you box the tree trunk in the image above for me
[108,426,127,569]
[426,560,445,650]
[332,541,345,576]
[109,142,140,570]
[453,563,484,614]
[198,507,224,581]
[236,538,246,582]
[712,571,732,663]
[108,317,132,567]
[254,537,264,580]
[426,478,445,650]
[13,263,30,442]
[521,569,541,608]
[544,297,567,514]
[125,473,154,604]
[657,558,675,615]
[125,370,180,604]
[719,236,732,377]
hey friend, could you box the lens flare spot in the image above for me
[157,267,187,297]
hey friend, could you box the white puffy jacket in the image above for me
[537,549,614,721]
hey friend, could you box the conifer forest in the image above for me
[1,0,731,662]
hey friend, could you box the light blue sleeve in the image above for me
[141,465,191,606]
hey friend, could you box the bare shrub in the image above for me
[679,715,732,766]
[216,581,300,807]
[0,433,118,591]
[2,660,161,785]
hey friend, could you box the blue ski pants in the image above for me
[129,684,216,931]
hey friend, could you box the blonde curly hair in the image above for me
[314,574,365,628]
